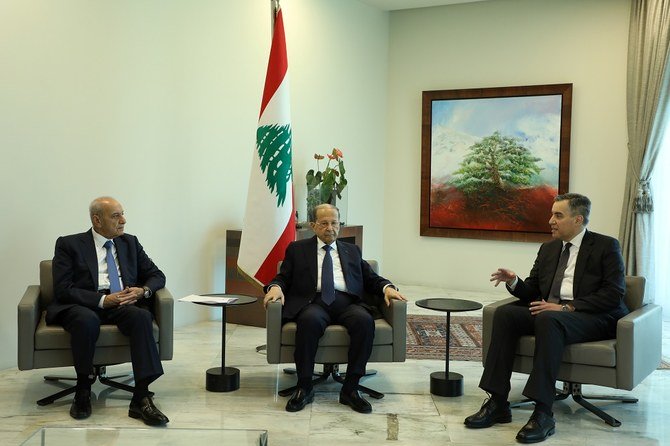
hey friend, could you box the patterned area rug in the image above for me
[406,314,670,370]
[406,314,482,361]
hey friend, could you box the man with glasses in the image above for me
[264,204,406,413]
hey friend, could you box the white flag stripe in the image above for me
[257,80,291,127]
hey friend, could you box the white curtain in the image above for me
[620,0,670,304]
[651,112,670,318]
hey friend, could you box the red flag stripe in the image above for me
[255,214,295,284]
[259,9,288,118]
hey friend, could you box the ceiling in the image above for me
[358,0,490,11]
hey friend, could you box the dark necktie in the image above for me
[549,242,572,303]
[321,245,335,305]
[104,240,122,293]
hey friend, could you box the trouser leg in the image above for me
[336,304,374,390]
[479,302,534,400]
[103,306,163,384]
[523,310,614,408]
[293,304,330,384]
[58,306,100,382]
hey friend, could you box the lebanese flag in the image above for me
[238,6,295,287]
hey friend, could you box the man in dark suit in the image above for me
[464,193,627,443]
[47,196,169,426]
[263,204,406,413]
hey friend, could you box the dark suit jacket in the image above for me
[46,229,166,324]
[509,230,628,319]
[265,236,392,320]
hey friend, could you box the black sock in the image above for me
[490,392,507,405]
[297,377,313,392]
[132,378,150,402]
[342,373,361,394]
[76,373,93,390]
[535,401,552,416]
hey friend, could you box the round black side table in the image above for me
[195,294,257,392]
[415,298,482,397]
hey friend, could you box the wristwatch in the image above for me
[561,304,570,312]
[142,286,152,299]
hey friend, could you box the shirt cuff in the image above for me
[98,295,106,309]
[383,284,398,293]
[508,277,519,291]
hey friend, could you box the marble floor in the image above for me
[2,285,669,446]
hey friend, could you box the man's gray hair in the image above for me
[311,203,340,222]
[89,196,115,219]
[555,193,591,225]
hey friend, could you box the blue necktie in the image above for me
[104,240,122,293]
[321,245,335,305]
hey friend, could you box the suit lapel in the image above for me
[572,230,593,296]
[115,236,129,286]
[337,240,352,280]
[82,229,99,289]
[305,236,318,287]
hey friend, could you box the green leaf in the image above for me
[256,124,293,206]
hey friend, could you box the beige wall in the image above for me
[0,0,389,371]
[0,0,632,372]
[383,0,631,291]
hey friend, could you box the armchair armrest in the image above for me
[381,299,407,361]
[154,288,174,360]
[266,301,283,364]
[482,297,517,365]
[615,303,662,390]
[18,285,41,370]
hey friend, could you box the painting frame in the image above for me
[420,83,572,242]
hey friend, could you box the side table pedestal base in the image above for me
[430,371,463,397]
[206,367,240,392]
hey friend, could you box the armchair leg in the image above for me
[36,365,143,406]
[566,382,634,427]
[36,385,77,406]
[509,388,568,408]
[278,365,332,397]
[510,382,632,427]
[278,364,385,399]
[97,366,135,393]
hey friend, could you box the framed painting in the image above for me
[420,83,572,242]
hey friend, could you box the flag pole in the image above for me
[271,0,280,32]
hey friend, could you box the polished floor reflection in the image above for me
[2,285,669,445]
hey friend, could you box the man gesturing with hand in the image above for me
[465,193,627,443]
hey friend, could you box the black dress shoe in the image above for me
[339,389,372,414]
[128,396,169,426]
[464,398,512,428]
[516,411,555,443]
[69,388,91,420]
[286,387,314,412]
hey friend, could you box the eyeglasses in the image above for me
[315,221,340,228]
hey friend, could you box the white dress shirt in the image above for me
[316,239,348,293]
[508,228,586,301]
[92,229,124,307]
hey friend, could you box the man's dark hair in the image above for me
[555,193,591,225]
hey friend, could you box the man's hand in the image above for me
[383,286,407,307]
[263,285,284,309]
[103,287,141,308]
[529,300,563,315]
[490,268,517,287]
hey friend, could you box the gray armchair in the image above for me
[266,260,407,399]
[17,260,174,405]
[482,275,661,426]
